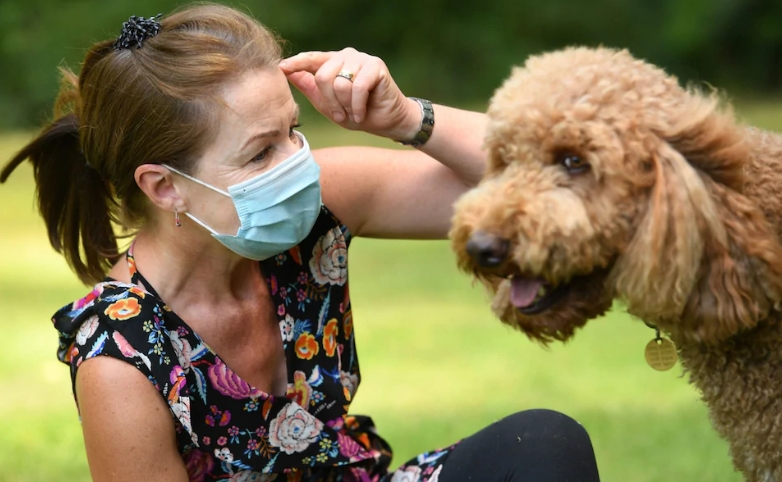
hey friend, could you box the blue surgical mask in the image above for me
[164,132,322,261]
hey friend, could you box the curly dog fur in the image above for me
[451,47,782,481]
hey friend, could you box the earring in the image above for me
[175,211,181,227]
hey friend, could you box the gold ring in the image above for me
[336,70,355,83]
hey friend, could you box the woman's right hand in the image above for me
[279,48,422,142]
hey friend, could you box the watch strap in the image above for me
[397,97,434,148]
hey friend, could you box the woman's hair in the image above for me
[0,3,283,285]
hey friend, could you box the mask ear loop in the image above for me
[183,212,222,236]
[164,164,229,236]
[163,164,231,197]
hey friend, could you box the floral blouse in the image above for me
[53,206,454,482]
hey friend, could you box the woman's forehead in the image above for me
[214,69,297,139]
[195,68,298,170]
[220,68,296,123]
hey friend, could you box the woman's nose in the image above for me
[465,231,509,268]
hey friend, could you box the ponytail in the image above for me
[1,73,120,285]
[2,3,285,285]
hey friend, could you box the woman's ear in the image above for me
[134,164,187,214]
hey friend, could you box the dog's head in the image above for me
[451,47,782,345]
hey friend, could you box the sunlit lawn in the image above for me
[6,100,782,481]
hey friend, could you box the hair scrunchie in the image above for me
[114,14,162,50]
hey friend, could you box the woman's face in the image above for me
[181,67,303,235]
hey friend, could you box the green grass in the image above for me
[8,102,782,481]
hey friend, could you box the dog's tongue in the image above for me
[510,277,543,308]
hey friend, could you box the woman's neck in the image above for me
[111,221,265,308]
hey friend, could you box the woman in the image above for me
[1,4,600,482]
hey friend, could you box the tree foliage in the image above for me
[2,0,782,128]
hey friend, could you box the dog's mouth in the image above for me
[509,276,571,315]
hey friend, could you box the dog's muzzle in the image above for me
[465,231,509,268]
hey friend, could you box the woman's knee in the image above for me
[495,409,599,479]
[439,409,599,482]
[497,409,594,448]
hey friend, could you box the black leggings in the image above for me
[438,409,600,482]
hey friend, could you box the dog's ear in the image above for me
[610,91,782,345]
[680,180,782,344]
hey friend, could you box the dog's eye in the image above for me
[557,153,589,174]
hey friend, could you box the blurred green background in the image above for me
[4,0,782,129]
[3,0,782,481]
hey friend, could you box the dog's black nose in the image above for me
[466,231,509,268]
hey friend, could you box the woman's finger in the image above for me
[333,63,362,122]
[313,57,348,123]
[285,71,325,110]
[350,58,384,124]
[278,51,332,75]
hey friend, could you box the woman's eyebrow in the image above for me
[240,105,301,151]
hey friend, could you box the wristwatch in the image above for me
[396,97,434,148]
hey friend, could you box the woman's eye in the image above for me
[251,147,271,163]
[290,123,302,138]
[557,152,589,174]
[252,124,303,163]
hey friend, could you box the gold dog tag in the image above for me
[645,337,678,371]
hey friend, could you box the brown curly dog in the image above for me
[450,46,782,481]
